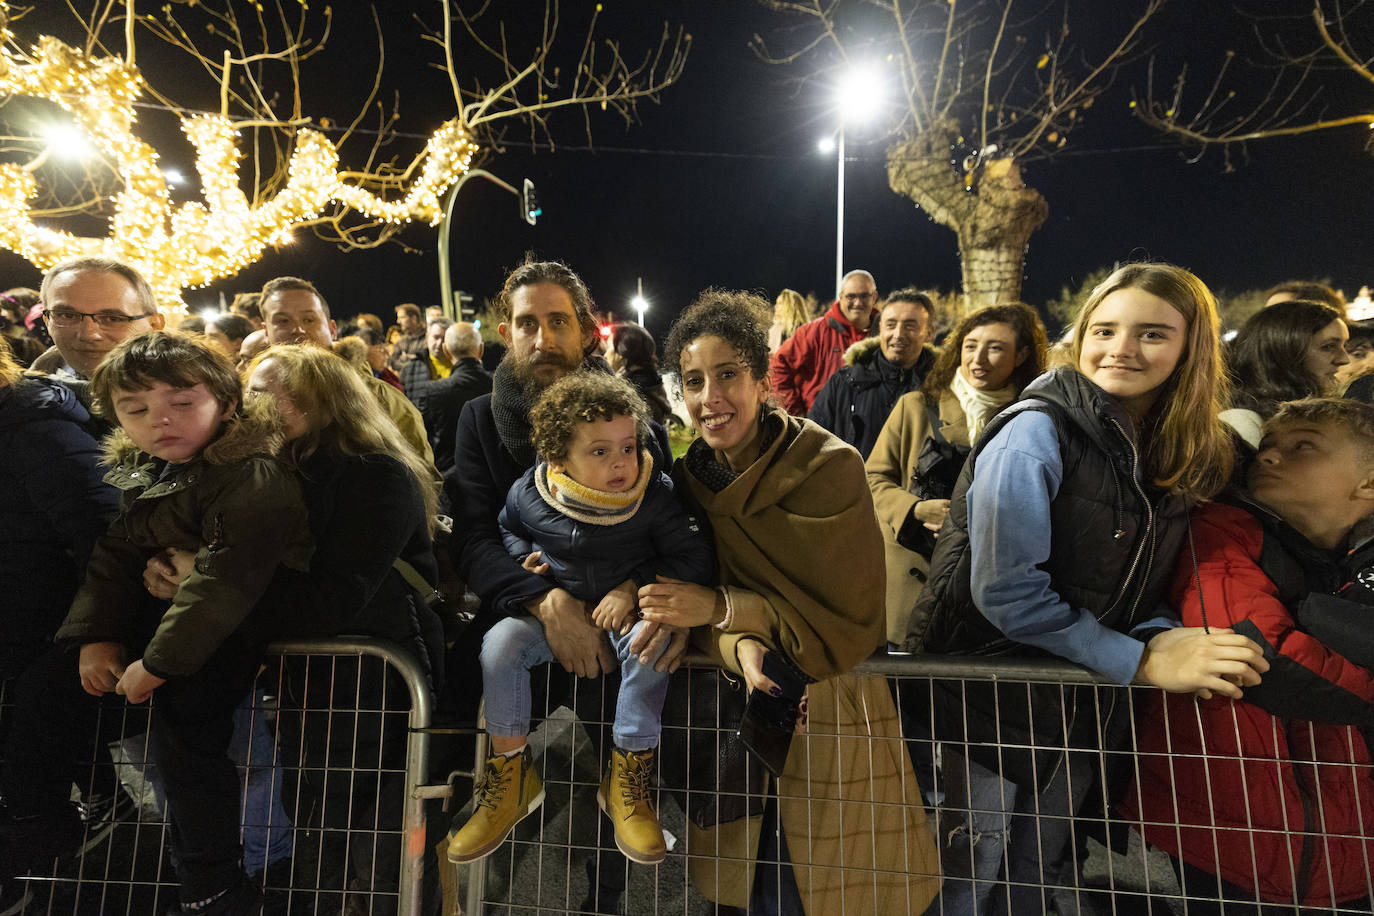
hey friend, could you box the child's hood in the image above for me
[101,397,285,468]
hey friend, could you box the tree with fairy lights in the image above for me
[0,1,688,310]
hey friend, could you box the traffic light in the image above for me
[522,178,541,226]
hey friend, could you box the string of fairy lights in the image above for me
[0,29,478,310]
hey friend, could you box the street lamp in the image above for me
[823,64,885,294]
[631,277,649,327]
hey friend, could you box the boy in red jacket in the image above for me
[1124,397,1374,912]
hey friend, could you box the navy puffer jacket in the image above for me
[499,460,715,603]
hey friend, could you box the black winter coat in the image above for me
[266,449,445,691]
[402,357,493,474]
[808,341,935,458]
[499,462,713,603]
[0,377,119,677]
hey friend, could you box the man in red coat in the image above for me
[769,269,879,416]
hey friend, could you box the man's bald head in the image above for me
[444,321,483,361]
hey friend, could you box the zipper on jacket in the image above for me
[1104,419,1155,623]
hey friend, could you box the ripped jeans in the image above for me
[932,748,1095,916]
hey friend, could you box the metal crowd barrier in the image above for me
[3,637,440,916]
[453,652,1374,915]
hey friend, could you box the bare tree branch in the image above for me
[1137,1,1374,156]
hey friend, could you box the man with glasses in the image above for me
[32,257,164,379]
[769,269,881,416]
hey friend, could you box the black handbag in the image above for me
[659,666,767,829]
[899,403,971,556]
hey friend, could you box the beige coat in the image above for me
[680,410,941,914]
[865,390,970,644]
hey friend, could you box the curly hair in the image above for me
[497,256,597,340]
[529,371,649,462]
[663,288,771,385]
[922,302,1049,400]
[1229,299,1345,416]
[90,330,240,421]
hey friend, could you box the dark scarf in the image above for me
[683,409,785,494]
[490,353,612,466]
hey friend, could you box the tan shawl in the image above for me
[680,409,940,913]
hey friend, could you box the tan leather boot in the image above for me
[596,747,666,865]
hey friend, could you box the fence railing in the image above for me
[455,651,1374,916]
[9,647,1372,915]
[4,637,440,916]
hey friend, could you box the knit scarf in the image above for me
[950,365,1017,442]
[535,450,653,526]
[490,355,610,466]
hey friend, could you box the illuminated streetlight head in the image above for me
[631,295,649,313]
[836,64,885,124]
[40,122,92,161]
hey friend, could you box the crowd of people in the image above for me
[1,253,1372,916]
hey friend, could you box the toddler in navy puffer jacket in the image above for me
[446,371,712,868]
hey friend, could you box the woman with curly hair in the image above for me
[638,289,940,915]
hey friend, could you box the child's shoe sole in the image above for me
[596,788,666,866]
[445,788,546,865]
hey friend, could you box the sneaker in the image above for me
[445,747,544,864]
[74,786,140,857]
[596,748,666,865]
[179,875,262,915]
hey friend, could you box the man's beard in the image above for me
[507,347,582,397]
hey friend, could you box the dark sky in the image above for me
[7,1,1373,336]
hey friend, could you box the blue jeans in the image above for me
[935,749,1094,916]
[480,615,669,751]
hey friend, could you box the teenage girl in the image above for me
[912,263,1270,915]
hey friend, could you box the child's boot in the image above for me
[596,748,666,865]
[446,746,544,864]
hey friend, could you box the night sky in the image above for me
[6,1,1373,336]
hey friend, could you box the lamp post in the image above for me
[631,277,648,327]
[822,65,885,295]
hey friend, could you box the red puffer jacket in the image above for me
[768,301,874,415]
[1122,500,1374,907]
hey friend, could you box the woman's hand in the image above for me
[736,638,782,697]
[637,576,724,628]
[115,659,165,705]
[78,642,127,697]
[143,547,196,599]
[913,499,951,533]
[1137,627,1269,699]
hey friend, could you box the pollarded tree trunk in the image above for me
[887,127,1049,312]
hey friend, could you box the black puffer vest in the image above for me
[905,368,1189,786]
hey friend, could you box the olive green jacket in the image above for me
[56,414,312,679]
